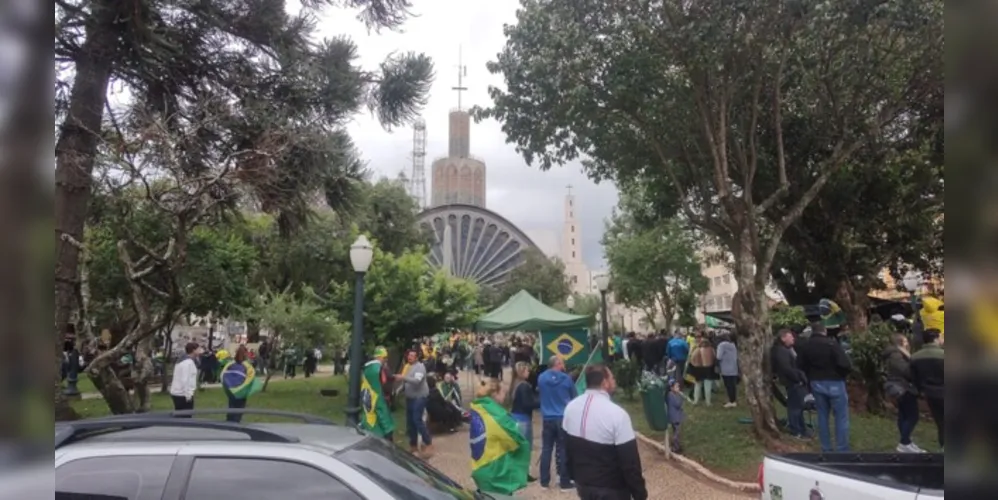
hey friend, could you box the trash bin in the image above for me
[640,385,669,432]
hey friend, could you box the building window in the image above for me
[571,275,578,284]
[713,276,722,287]
[570,211,573,218]
[571,238,575,245]
[706,296,716,311]
[569,199,573,206]
[723,274,731,284]
[572,251,576,259]
[571,225,575,233]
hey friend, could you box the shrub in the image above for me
[614,358,643,400]
[848,322,895,414]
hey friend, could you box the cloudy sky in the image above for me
[304,0,618,269]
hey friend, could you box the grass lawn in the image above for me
[617,387,941,482]
[69,375,411,446]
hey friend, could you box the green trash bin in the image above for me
[640,385,669,432]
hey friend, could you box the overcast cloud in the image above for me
[305,0,618,269]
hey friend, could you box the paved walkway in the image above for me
[425,370,753,499]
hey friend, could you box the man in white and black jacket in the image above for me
[562,365,648,500]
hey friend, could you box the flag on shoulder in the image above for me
[360,360,395,437]
[220,359,263,399]
[468,396,530,495]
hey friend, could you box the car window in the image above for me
[182,458,362,500]
[56,455,174,500]
[337,438,482,500]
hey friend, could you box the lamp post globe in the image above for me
[346,235,374,427]
[594,274,611,363]
[350,235,374,273]
[902,271,922,293]
[566,294,576,312]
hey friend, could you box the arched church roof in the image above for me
[417,204,541,288]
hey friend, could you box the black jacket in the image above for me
[882,345,914,395]
[796,335,851,382]
[770,343,806,386]
[910,343,944,400]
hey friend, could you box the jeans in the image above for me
[512,413,533,454]
[784,383,806,437]
[810,380,850,452]
[926,397,944,447]
[670,422,682,451]
[226,394,247,422]
[539,419,570,487]
[896,392,920,445]
[722,376,738,403]
[406,396,432,447]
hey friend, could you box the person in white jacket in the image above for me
[169,342,202,415]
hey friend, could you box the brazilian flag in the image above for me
[468,397,530,495]
[220,360,263,400]
[360,360,395,437]
[540,329,590,367]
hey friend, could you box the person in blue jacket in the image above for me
[537,356,577,491]
[666,333,691,387]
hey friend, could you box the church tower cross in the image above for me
[452,46,468,110]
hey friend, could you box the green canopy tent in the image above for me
[475,290,591,331]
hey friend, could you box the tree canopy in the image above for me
[603,209,708,332]
[486,249,571,308]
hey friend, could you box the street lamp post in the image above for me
[345,235,374,428]
[566,294,576,313]
[595,274,611,363]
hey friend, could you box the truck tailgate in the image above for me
[760,455,943,500]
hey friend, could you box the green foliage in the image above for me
[603,212,707,332]
[490,249,570,307]
[769,305,809,331]
[614,358,643,401]
[327,241,484,349]
[183,227,259,319]
[85,193,257,331]
[554,294,599,328]
[848,322,895,414]
[247,288,350,352]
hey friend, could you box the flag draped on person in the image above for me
[220,359,263,400]
[468,396,531,495]
[360,360,395,437]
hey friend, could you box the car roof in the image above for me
[57,422,368,454]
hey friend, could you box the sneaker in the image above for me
[723,402,737,408]
[559,482,576,492]
[420,444,435,458]
[907,443,928,453]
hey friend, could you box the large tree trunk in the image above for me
[834,279,869,332]
[732,253,783,446]
[88,364,136,415]
[54,3,119,419]
[132,336,156,412]
[247,319,261,343]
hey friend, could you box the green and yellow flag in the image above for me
[220,360,263,400]
[468,397,530,495]
[540,329,590,367]
[360,360,395,437]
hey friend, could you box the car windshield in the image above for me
[337,438,490,500]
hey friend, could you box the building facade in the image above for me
[562,189,591,296]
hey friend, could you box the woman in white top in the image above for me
[169,342,202,415]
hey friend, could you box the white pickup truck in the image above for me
[759,453,944,500]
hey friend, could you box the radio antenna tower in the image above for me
[409,118,427,209]
[453,46,468,111]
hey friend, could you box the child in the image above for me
[666,378,686,453]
